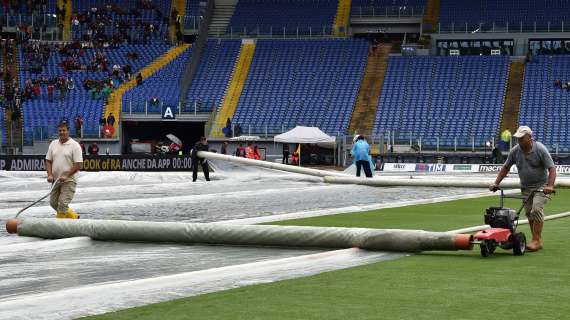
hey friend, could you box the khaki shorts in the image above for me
[521,188,550,223]
[50,181,77,213]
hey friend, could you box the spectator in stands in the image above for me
[32,81,41,98]
[490,126,556,252]
[282,143,290,164]
[75,115,83,138]
[47,83,54,102]
[191,136,210,182]
[58,78,67,102]
[107,113,116,127]
[101,85,112,100]
[221,141,229,155]
[88,142,99,155]
[122,64,132,79]
[223,118,232,138]
[351,135,373,178]
[99,116,107,133]
[554,79,562,89]
[127,51,139,60]
[136,73,143,86]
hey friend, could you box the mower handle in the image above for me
[494,188,555,208]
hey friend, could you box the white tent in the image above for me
[274,126,336,166]
[273,126,335,145]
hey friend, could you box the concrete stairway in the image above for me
[348,44,392,138]
[208,3,237,37]
[500,60,525,133]
[210,41,256,138]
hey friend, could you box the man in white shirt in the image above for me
[46,121,83,219]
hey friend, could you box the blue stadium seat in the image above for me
[519,55,570,150]
[232,39,368,136]
[123,46,192,113]
[372,55,509,147]
[186,39,241,112]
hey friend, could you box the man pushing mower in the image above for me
[489,126,556,252]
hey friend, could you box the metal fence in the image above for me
[351,6,424,18]
[437,21,570,33]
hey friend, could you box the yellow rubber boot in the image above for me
[56,212,67,219]
[65,208,80,219]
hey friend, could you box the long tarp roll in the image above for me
[8,218,473,253]
[323,176,570,189]
[197,151,347,178]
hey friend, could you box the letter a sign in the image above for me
[162,106,176,120]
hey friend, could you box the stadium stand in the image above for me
[231,39,368,136]
[227,0,338,35]
[519,55,570,152]
[122,45,192,113]
[185,39,241,113]
[18,41,171,144]
[439,0,570,32]
[71,0,171,43]
[372,56,509,147]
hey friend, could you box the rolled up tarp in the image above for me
[6,218,473,253]
[323,176,570,189]
[197,151,346,178]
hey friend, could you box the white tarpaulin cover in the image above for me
[274,126,335,144]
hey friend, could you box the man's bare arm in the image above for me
[46,160,54,183]
[544,167,556,194]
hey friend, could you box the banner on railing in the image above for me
[0,155,194,172]
[381,163,417,172]
[382,163,570,175]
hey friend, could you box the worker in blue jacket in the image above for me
[351,135,373,178]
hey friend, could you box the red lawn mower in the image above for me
[473,188,546,257]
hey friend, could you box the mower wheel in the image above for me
[480,241,491,257]
[513,232,526,256]
[487,240,497,254]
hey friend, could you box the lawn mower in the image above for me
[473,188,546,257]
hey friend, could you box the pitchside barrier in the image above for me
[2,155,570,175]
[0,155,194,172]
[381,163,570,175]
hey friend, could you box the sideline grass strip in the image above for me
[83,190,570,320]
[267,190,570,231]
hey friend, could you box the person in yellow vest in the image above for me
[500,128,512,151]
